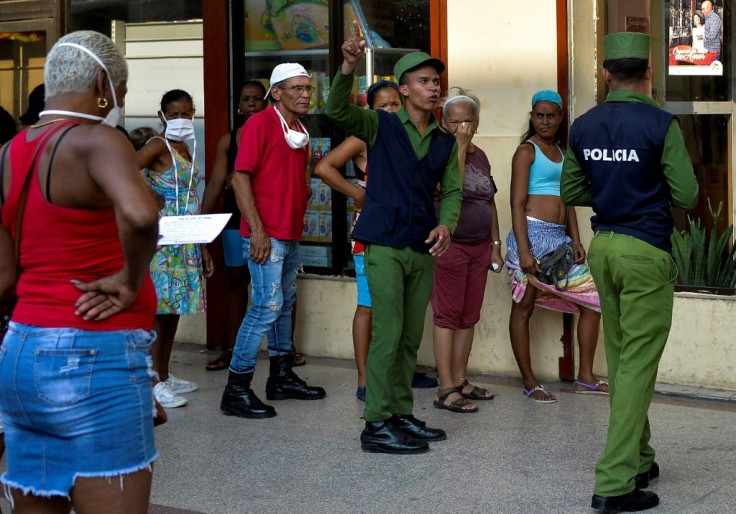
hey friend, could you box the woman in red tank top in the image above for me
[0,31,159,513]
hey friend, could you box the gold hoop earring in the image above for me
[97,97,109,109]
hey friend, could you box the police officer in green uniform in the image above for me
[326,24,462,455]
[561,32,699,512]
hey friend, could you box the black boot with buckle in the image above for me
[265,354,326,400]
[220,371,276,418]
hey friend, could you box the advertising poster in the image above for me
[668,0,725,76]
[625,16,650,33]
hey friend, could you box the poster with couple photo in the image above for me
[668,0,725,75]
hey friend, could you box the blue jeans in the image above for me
[230,238,301,373]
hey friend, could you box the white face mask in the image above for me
[160,121,197,215]
[40,42,120,127]
[273,106,309,150]
[163,116,195,142]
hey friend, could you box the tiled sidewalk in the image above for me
[1,344,734,514]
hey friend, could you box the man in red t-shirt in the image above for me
[220,62,326,419]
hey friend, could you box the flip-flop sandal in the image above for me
[522,385,558,404]
[292,353,306,367]
[433,387,478,413]
[205,350,232,371]
[574,380,609,395]
[459,379,495,400]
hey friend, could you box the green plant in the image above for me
[671,199,736,288]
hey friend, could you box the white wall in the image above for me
[442,0,607,381]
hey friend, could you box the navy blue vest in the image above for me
[352,110,456,253]
[569,101,675,251]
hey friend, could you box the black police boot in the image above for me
[360,420,429,454]
[634,461,660,489]
[591,490,659,512]
[265,354,326,400]
[392,414,447,442]
[220,371,276,419]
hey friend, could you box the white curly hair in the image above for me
[441,87,480,122]
[44,30,128,99]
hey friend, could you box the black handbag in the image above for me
[537,243,575,291]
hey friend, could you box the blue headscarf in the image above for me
[531,90,563,109]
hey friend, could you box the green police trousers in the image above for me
[363,244,435,422]
[587,231,678,496]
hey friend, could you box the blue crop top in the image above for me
[526,140,564,196]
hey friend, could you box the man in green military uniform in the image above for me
[561,32,699,512]
[326,23,462,454]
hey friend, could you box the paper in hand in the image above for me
[157,214,232,245]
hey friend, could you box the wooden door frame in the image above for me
[202,0,230,349]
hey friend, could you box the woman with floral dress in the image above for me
[137,89,213,408]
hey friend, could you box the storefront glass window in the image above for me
[605,0,734,277]
[665,0,730,101]
[347,0,430,52]
[240,0,431,273]
[673,114,731,233]
[0,30,46,122]
[662,0,732,233]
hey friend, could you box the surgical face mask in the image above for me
[160,118,197,215]
[273,106,309,150]
[40,42,120,127]
[164,117,195,142]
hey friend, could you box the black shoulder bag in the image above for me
[535,207,575,291]
[537,243,575,291]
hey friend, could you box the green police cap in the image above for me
[604,32,650,60]
[394,51,445,82]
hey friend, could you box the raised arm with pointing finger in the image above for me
[326,22,462,455]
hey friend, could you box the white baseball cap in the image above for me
[265,63,311,99]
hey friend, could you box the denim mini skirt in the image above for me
[0,323,158,498]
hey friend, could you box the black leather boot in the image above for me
[265,354,326,400]
[360,420,429,454]
[392,414,447,441]
[220,371,276,419]
[634,461,659,489]
[591,490,659,512]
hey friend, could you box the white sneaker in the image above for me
[154,381,188,408]
[165,373,198,394]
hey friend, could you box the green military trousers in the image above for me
[362,244,435,422]
[587,231,677,496]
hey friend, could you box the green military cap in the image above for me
[394,51,445,81]
[604,32,650,60]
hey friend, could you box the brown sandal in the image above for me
[205,350,232,371]
[433,387,478,413]
[459,379,495,400]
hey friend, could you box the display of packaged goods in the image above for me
[309,137,331,175]
[307,178,321,210]
[301,210,320,242]
[319,211,332,242]
[318,182,332,207]
[301,245,332,268]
